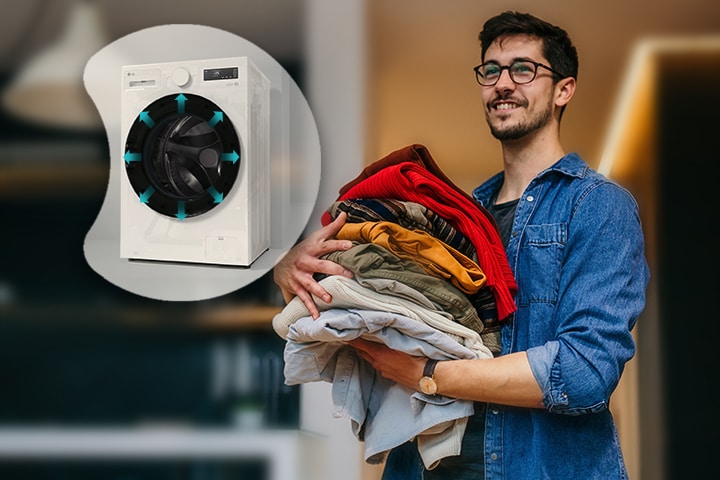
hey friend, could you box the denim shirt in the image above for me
[470,153,650,479]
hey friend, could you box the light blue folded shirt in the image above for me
[283,307,481,469]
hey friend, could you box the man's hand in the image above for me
[350,338,426,390]
[273,212,353,319]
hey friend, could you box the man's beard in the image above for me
[488,96,553,141]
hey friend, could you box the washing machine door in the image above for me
[124,93,240,219]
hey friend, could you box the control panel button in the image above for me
[172,68,191,87]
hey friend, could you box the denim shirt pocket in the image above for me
[517,223,567,305]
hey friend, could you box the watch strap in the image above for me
[423,358,439,379]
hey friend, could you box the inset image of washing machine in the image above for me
[120,57,270,266]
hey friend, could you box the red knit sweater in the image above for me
[321,160,517,321]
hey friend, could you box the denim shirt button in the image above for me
[490,453,498,461]
[492,408,499,415]
[526,195,534,202]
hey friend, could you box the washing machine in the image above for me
[120,57,270,266]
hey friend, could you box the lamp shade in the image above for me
[1,1,108,130]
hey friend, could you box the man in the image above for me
[274,11,649,479]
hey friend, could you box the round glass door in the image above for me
[124,93,240,219]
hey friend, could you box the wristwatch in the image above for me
[418,358,439,395]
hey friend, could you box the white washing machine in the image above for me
[120,57,270,266]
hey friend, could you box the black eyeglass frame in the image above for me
[473,60,569,86]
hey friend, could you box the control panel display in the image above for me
[203,67,239,81]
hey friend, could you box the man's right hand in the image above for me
[273,212,354,319]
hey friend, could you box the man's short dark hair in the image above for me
[479,11,579,82]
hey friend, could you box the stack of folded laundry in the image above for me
[272,144,517,469]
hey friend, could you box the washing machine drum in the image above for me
[124,93,240,219]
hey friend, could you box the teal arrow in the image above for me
[208,186,224,203]
[220,150,239,164]
[176,200,187,220]
[176,94,187,114]
[139,186,155,203]
[139,111,155,127]
[207,111,223,127]
[124,151,141,164]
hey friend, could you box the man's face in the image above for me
[481,34,556,141]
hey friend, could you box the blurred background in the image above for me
[0,1,718,479]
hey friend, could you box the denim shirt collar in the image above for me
[472,152,588,207]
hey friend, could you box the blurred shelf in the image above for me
[0,427,320,457]
[194,304,283,330]
[0,304,283,330]
[0,427,325,480]
[0,164,108,198]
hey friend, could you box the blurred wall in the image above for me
[366,0,720,192]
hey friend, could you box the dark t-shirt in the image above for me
[487,198,519,248]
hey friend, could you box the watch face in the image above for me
[419,376,438,395]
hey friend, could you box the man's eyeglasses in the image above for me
[473,60,567,86]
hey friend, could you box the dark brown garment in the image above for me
[337,144,497,228]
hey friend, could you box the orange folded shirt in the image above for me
[336,221,487,295]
